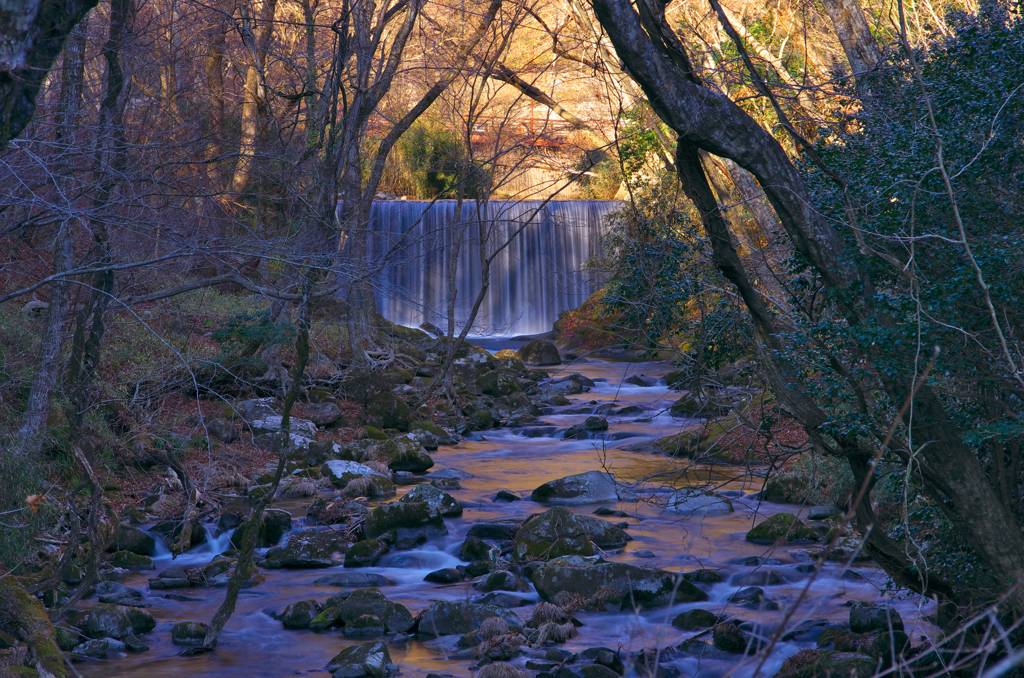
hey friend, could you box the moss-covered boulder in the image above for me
[849,602,904,634]
[279,600,319,629]
[382,436,434,472]
[345,539,391,568]
[512,507,594,560]
[229,508,293,549]
[458,535,492,561]
[86,604,155,640]
[746,513,819,545]
[170,621,210,647]
[517,340,561,366]
[329,588,415,633]
[366,392,411,431]
[575,515,630,549]
[476,370,522,396]
[531,556,707,610]
[262,529,351,568]
[773,650,877,678]
[364,502,447,542]
[400,483,462,517]
[109,551,153,571]
[672,609,719,630]
[325,640,392,677]
[107,524,156,555]
[308,606,342,632]
[665,489,734,515]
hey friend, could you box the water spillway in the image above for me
[369,200,619,336]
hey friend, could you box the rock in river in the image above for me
[263,529,351,568]
[531,556,707,610]
[531,470,632,504]
[400,483,463,516]
[416,601,523,638]
[512,507,594,560]
[325,640,392,678]
[364,501,447,544]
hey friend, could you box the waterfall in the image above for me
[368,200,618,336]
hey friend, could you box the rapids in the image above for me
[78,345,938,678]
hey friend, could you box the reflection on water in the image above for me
[79,355,937,678]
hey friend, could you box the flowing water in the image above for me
[79,346,938,678]
[370,201,618,336]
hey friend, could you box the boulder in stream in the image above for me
[849,602,904,633]
[107,524,156,555]
[322,460,390,488]
[325,640,393,678]
[672,609,719,630]
[263,529,351,568]
[170,621,210,647]
[512,507,594,560]
[531,470,632,504]
[363,501,447,544]
[400,483,462,516]
[773,650,877,678]
[230,508,293,548]
[93,581,145,607]
[517,340,561,366]
[746,513,819,545]
[416,601,523,638]
[345,539,390,568]
[85,604,155,639]
[665,489,734,515]
[531,556,707,610]
[575,514,631,549]
[382,436,435,472]
[314,573,395,588]
[329,588,415,634]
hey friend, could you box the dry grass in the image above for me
[479,617,511,639]
[277,476,320,498]
[477,662,528,678]
[552,591,587,614]
[363,460,391,476]
[342,476,378,498]
[530,602,568,626]
[535,621,578,645]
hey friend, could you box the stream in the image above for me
[78,345,938,678]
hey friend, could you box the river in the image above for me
[78,349,937,678]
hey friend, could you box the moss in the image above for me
[746,513,819,545]
[364,426,387,440]
[0,577,65,677]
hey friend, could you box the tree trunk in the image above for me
[819,0,882,78]
[13,24,85,459]
[0,0,97,151]
[205,10,226,190]
[229,66,260,201]
[591,0,1024,617]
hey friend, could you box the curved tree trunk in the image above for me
[590,0,1024,617]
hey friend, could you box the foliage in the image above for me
[597,182,752,367]
[212,310,296,355]
[398,121,476,199]
[798,6,1024,592]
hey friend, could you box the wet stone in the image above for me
[425,568,463,584]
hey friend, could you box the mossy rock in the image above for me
[170,621,210,647]
[279,600,318,629]
[110,551,153,571]
[512,507,594,561]
[517,340,561,366]
[746,513,819,545]
[366,393,411,431]
[364,426,387,440]
[308,606,342,632]
[364,502,447,542]
[773,650,877,678]
[382,436,434,472]
[400,483,462,516]
[672,609,719,630]
[345,539,391,568]
[476,370,521,397]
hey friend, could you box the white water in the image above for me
[369,200,618,336]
